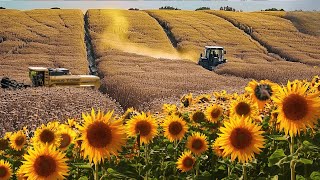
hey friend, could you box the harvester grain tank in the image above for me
[198,46,227,70]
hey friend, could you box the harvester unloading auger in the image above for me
[1,67,101,90]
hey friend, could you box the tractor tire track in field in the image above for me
[84,12,98,76]
[208,13,300,63]
[147,12,179,48]
[84,12,115,106]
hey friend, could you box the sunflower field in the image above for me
[1,77,320,180]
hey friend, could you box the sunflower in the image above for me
[66,119,77,128]
[78,109,127,164]
[190,110,206,123]
[162,104,178,115]
[0,159,12,180]
[194,94,211,103]
[212,140,224,157]
[176,151,195,172]
[245,80,278,110]
[126,112,158,144]
[272,81,320,136]
[16,167,27,180]
[205,104,223,123]
[10,130,27,151]
[3,132,12,140]
[0,138,9,151]
[32,123,61,147]
[58,125,77,151]
[162,115,188,142]
[213,90,229,101]
[216,116,265,163]
[311,82,320,93]
[230,95,259,120]
[181,93,193,107]
[311,75,319,86]
[122,108,139,123]
[186,132,208,155]
[20,145,69,179]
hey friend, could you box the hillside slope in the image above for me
[0,9,87,82]
[207,10,320,66]
[148,10,320,82]
[87,9,248,111]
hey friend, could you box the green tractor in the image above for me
[198,46,227,71]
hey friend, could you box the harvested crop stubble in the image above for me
[98,50,248,111]
[0,87,122,136]
[0,9,87,82]
[206,10,320,66]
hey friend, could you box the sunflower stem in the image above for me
[242,163,248,180]
[290,136,296,180]
[174,140,178,175]
[94,163,99,180]
[145,143,150,180]
[195,156,200,178]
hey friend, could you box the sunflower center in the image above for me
[0,139,8,150]
[283,94,308,121]
[135,121,151,137]
[15,136,25,147]
[230,128,252,149]
[34,155,57,177]
[168,122,183,136]
[254,84,272,101]
[59,134,71,149]
[211,108,221,119]
[192,111,205,123]
[235,102,251,117]
[87,122,112,148]
[40,129,55,144]
[182,157,194,168]
[317,85,320,92]
[192,139,204,150]
[0,166,8,178]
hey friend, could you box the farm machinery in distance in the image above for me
[1,67,100,90]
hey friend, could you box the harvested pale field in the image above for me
[87,9,248,110]
[0,87,122,136]
[206,10,320,66]
[0,9,87,82]
[147,10,320,83]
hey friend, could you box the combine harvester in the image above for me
[198,46,227,71]
[1,67,100,90]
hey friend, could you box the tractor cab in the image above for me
[198,46,227,71]
[28,67,48,87]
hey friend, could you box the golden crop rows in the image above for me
[0,9,88,82]
[207,10,320,66]
[87,9,249,110]
[148,10,320,83]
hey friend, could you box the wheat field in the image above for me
[87,9,249,110]
[206,10,320,66]
[0,9,87,82]
[148,10,320,82]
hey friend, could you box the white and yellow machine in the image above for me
[28,67,100,89]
